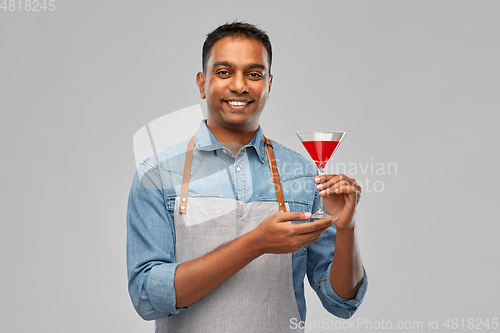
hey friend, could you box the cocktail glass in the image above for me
[296,131,346,219]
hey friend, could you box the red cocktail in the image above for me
[296,131,346,219]
[301,140,340,168]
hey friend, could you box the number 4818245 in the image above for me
[1,0,56,11]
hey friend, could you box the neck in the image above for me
[206,120,259,156]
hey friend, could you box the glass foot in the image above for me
[311,211,337,220]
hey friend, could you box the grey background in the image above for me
[1,1,499,332]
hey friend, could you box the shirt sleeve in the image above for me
[126,162,187,320]
[306,224,368,319]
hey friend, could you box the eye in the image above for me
[216,70,231,77]
[248,72,263,79]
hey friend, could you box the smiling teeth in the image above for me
[227,101,248,106]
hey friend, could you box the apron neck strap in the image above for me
[263,136,287,212]
[179,135,196,214]
[179,134,286,214]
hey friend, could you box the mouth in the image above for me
[224,100,252,107]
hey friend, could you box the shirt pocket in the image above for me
[260,198,311,215]
[166,193,222,212]
[174,195,230,228]
[260,198,311,259]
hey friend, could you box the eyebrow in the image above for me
[212,61,267,73]
[212,61,232,70]
[247,63,267,71]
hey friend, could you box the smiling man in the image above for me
[197,34,273,155]
[127,22,367,333]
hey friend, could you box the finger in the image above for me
[321,175,361,192]
[323,178,362,202]
[331,186,358,197]
[316,174,355,190]
[295,218,337,235]
[319,180,352,196]
[275,211,312,222]
[314,174,335,184]
[334,185,359,195]
[324,186,361,204]
[296,223,333,244]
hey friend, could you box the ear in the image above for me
[268,74,273,94]
[196,72,206,99]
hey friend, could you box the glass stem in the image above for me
[317,166,326,214]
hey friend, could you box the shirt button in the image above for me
[223,150,227,154]
[236,166,241,172]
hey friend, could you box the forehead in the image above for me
[207,36,269,69]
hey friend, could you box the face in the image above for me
[196,36,273,133]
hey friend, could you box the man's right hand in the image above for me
[250,212,336,255]
[175,212,335,308]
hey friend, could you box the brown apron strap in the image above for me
[179,135,196,214]
[179,134,286,213]
[264,136,287,212]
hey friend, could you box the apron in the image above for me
[155,135,303,333]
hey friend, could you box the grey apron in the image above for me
[155,135,303,333]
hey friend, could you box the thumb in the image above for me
[276,211,312,222]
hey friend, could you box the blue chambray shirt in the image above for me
[127,120,367,322]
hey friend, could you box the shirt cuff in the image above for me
[320,264,368,318]
[146,262,188,317]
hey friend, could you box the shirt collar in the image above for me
[195,120,267,164]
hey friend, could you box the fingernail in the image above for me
[314,177,320,183]
[316,184,322,190]
[304,212,312,218]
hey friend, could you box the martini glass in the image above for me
[296,131,346,219]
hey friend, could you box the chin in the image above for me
[223,117,257,128]
[226,112,262,126]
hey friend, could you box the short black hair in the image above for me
[202,21,272,74]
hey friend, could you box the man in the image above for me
[127,22,367,332]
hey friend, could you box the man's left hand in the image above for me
[314,174,361,229]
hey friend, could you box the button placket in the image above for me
[234,151,249,202]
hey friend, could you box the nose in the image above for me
[228,72,249,94]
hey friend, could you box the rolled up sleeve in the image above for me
[306,226,368,319]
[318,264,368,319]
[127,163,187,320]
